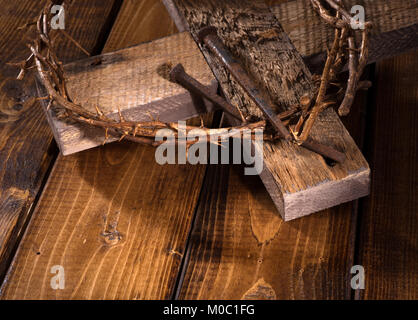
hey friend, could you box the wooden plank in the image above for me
[48,0,418,155]
[0,0,121,280]
[0,0,210,300]
[164,0,369,221]
[356,50,418,300]
[177,76,371,300]
[45,32,217,155]
[179,165,358,299]
[269,0,418,63]
[104,0,178,49]
[166,0,418,72]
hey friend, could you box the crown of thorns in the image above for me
[13,0,371,150]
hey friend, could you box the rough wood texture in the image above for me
[0,1,210,300]
[177,75,371,300]
[356,51,418,300]
[270,0,418,59]
[0,0,121,281]
[44,32,217,155]
[166,0,418,73]
[47,0,418,155]
[178,165,359,299]
[105,0,178,49]
[165,0,370,220]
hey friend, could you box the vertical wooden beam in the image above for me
[164,0,370,220]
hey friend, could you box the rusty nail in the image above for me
[197,26,292,141]
[300,138,346,163]
[169,63,245,123]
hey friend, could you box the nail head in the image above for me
[197,26,218,44]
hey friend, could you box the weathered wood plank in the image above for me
[46,32,217,155]
[178,78,371,300]
[165,0,418,73]
[164,0,369,221]
[0,0,210,300]
[0,0,122,281]
[270,0,418,61]
[179,165,359,299]
[105,0,178,49]
[356,50,418,300]
[48,0,418,155]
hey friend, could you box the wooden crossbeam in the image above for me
[38,0,418,220]
[40,32,218,155]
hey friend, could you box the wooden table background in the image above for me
[0,0,416,299]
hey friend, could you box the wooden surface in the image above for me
[177,75,371,300]
[0,0,210,299]
[0,0,122,281]
[45,32,217,155]
[270,0,418,59]
[356,50,418,299]
[0,0,416,300]
[46,0,418,155]
[165,0,370,221]
[166,0,418,73]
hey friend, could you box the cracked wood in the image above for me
[164,0,370,220]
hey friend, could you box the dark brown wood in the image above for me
[176,72,371,300]
[44,0,418,155]
[0,1,212,300]
[356,50,418,300]
[164,0,370,221]
[269,0,418,74]
[0,0,122,281]
[40,32,217,155]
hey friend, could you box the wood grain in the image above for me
[164,0,370,220]
[0,0,210,300]
[166,0,418,73]
[178,164,359,299]
[44,32,217,155]
[356,50,418,300]
[48,0,418,155]
[270,0,418,64]
[176,68,371,299]
[0,0,121,280]
[105,0,178,50]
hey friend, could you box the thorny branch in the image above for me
[15,1,278,148]
[12,0,371,155]
[297,0,372,142]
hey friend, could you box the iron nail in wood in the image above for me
[197,26,346,163]
[169,63,246,123]
[197,26,292,141]
[300,138,346,164]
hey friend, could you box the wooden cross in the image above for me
[38,0,418,221]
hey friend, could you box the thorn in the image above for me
[103,128,109,145]
[117,106,126,123]
[119,133,128,142]
[146,111,155,121]
[58,29,91,56]
[319,100,336,111]
[17,21,37,30]
[95,105,104,117]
